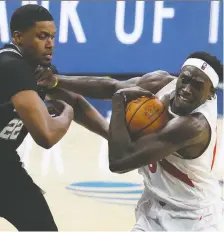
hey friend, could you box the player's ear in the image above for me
[208,87,216,100]
[12,31,23,46]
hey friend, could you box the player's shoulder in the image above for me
[0,51,22,64]
[190,113,210,132]
[0,51,22,60]
[0,52,30,73]
[0,44,24,66]
[138,70,176,93]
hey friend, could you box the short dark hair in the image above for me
[10,4,53,35]
[187,51,223,84]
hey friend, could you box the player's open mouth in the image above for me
[178,95,191,103]
[44,53,53,60]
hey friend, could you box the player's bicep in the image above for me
[117,71,173,94]
[115,76,142,91]
[11,90,53,145]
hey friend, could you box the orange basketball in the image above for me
[126,96,168,137]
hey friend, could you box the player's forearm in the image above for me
[108,94,133,171]
[74,96,109,139]
[44,109,73,148]
[75,109,109,140]
[55,75,118,99]
[48,88,109,139]
[29,108,72,149]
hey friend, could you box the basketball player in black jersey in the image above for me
[0,4,108,231]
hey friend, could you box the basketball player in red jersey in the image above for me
[38,52,223,230]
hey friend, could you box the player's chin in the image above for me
[39,58,52,67]
[174,100,192,115]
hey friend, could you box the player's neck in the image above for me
[170,97,186,116]
[169,92,178,115]
[170,99,179,116]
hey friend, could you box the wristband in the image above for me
[52,77,58,88]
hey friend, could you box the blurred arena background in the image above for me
[0,1,223,231]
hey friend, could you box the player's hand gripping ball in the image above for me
[116,87,169,138]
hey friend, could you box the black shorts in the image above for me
[0,160,58,231]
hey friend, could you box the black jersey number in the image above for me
[0,119,23,140]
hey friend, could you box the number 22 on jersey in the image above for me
[0,119,23,140]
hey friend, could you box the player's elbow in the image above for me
[109,154,133,174]
[40,140,54,149]
[109,162,120,173]
[39,142,52,149]
[35,137,54,149]
[108,144,135,173]
[31,121,68,149]
[109,162,129,174]
[32,130,62,149]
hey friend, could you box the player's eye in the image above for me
[180,75,190,84]
[37,34,47,40]
[181,74,196,85]
[192,80,204,90]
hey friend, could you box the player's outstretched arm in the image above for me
[108,90,207,173]
[55,72,172,98]
[47,88,109,139]
[37,66,174,99]
[12,90,74,149]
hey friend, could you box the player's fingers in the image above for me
[143,91,155,98]
[136,90,154,98]
[35,66,46,79]
[36,67,51,81]
[37,80,47,86]
[46,100,66,113]
[34,65,43,74]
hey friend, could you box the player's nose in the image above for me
[181,84,193,96]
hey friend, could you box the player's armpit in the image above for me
[109,102,207,173]
[11,90,73,149]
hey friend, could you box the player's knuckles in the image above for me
[35,66,44,74]
[35,68,48,78]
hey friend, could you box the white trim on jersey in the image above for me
[0,48,22,57]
